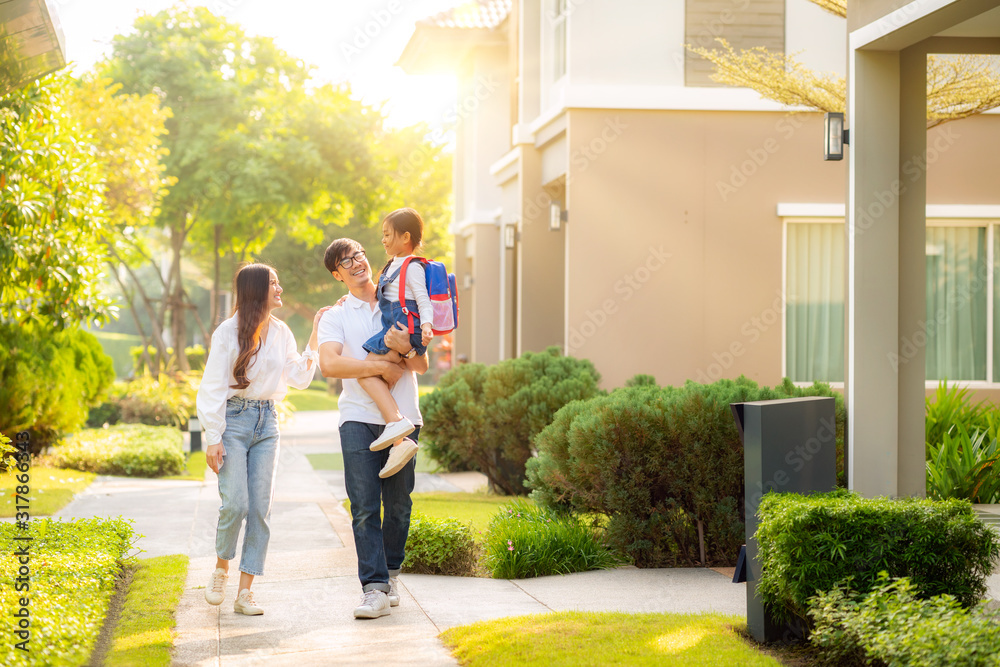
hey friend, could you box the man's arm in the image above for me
[319,340,403,385]
[384,323,429,375]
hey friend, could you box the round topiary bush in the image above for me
[527,376,846,568]
[46,424,185,477]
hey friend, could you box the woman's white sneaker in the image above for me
[205,568,228,605]
[233,588,263,615]
[354,590,391,618]
[370,418,414,451]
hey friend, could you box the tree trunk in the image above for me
[105,242,169,372]
[108,261,153,378]
[170,217,190,372]
[211,223,221,337]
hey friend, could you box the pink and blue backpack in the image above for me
[397,257,459,336]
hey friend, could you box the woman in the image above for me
[196,262,330,615]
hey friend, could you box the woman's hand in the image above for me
[310,305,335,352]
[206,443,226,474]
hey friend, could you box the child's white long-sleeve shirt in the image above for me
[385,256,434,328]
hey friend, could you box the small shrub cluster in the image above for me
[421,347,602,494]
[402,512,479,576]
[45,424,185,477]
[925,381,1000,502]
[0,517,136,666]
[87,372,199,429]
[527,376,846,567]
[129,343,207,375]
[0,324,115,454]
[757,491,1000,625]
[483,499,622,579]
[809,575,1000,667]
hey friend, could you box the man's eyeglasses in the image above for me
[338,251,366,270]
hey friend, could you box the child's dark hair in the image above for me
[384,207,424,250]
[380,207,425,276]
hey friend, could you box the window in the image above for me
[784,220,999,384]
[550,0,567,81]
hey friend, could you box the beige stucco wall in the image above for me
[562,108,1000,396]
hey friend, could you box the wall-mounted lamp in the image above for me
[824,112,849,161]
[504,224,517,249]
[549,202,568,231]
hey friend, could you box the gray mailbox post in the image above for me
[731,396,837,643]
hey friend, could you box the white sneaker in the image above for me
[379,439,418,479]
[370,418,415,452]
[388,577,400,607]
[354,590,390,618]
[233,588,263,615]
[205,568,227,605]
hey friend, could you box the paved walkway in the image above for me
[55,410,749,665]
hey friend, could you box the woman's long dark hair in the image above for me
[230,263,274,390]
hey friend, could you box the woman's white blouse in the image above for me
[196,315,318,446]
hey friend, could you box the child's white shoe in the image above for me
[370,418,414,451]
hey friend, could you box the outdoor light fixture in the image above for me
[549,202,567,231]
[824,112,849,161]
[504,224,516,249]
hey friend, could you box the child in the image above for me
[358,208,434,478]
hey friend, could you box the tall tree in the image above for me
[103,6,392,361]
[687,0,1000,127]
[66,74,175,371]
[0,72,116,329]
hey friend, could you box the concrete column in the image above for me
[847,49,901,497]
[897,45,928,497]
[517,148,566,354]
[454,233,474,365]
[472,225,502,365]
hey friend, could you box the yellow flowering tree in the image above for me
[687,0,1000,127]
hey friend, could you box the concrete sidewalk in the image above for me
[56,410,747,666]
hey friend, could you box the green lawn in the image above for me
[410,492,515,535]
[0,467,95,517]
[105,554,189,667]
[307,447,440,474]
[442,612,785,666]
[285,387,339,411]
[163,451,207,482]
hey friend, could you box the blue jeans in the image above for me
[215,397,280,576]
[340,421,420,592]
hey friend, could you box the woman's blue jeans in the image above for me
[215,397,280,576]
[340,421,419,593]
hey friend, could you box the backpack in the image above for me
[397,256,459,336]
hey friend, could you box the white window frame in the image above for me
[782,215,998,389]
[540,0,568,113]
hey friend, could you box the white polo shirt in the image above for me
[317,292,422,428]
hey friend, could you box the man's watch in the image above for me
[401,348,417,360]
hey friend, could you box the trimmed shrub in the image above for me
[483,499,623,579]
[402,512,479,576]
[757,491,1000,626]
[0,324,115,454]
[46,424,185,477]
[418,362,487,474]
[809,575,1000,667]
[0,517,136,666]
[422,347,601,494]
[527,376,845,567]
[117,372,199,428]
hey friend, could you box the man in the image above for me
[317,238,428,619]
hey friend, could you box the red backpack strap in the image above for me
[397,257,427,335]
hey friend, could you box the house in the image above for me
[398,0,1000,493]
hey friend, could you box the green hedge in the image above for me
[46,424,185,477]
[0,324,115,454]
[0,517,136,666]
[758,491,1000,625]
[809,575,1000,667]
[402,512,479,576]
[482,499,622,579]
[421,347,602,495]
[526,376,846,567]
